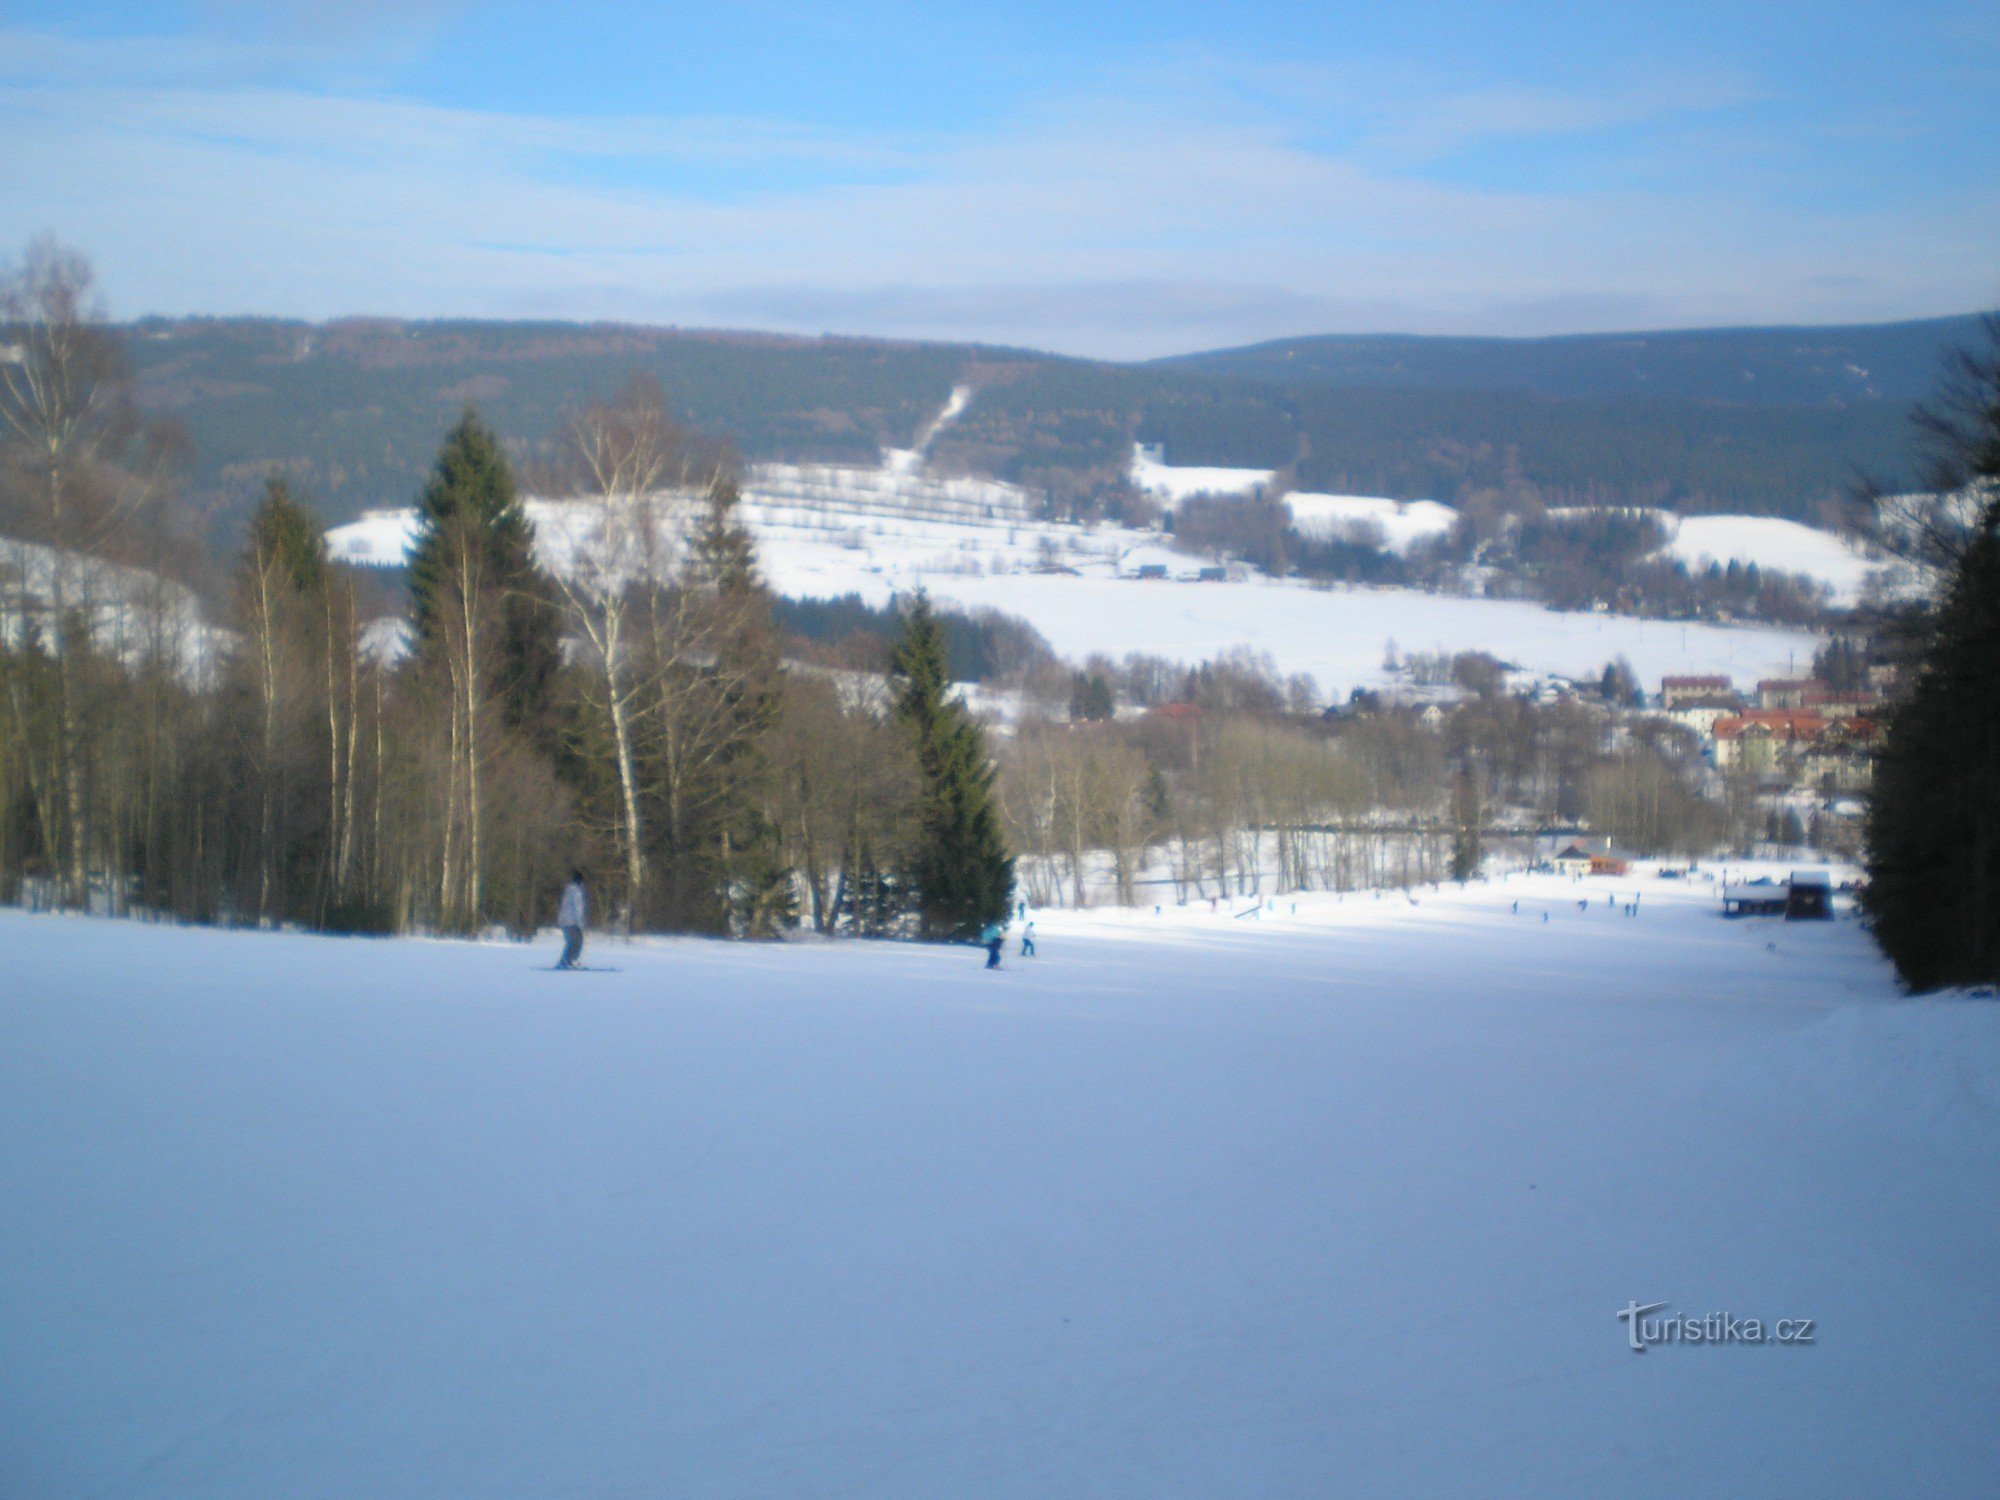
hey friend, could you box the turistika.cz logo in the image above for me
[1617,1301,1816,1352]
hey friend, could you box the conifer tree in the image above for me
[1865,498,2000,989]
[407,408,561,734]
[1865,323,2000,990]
[405,410,566,931]
[1449,758,1482,882]
[246,475,327,595]
[890,591,1013,938]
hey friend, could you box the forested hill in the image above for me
[125,313,1981,541]
[1153,315,1987,406]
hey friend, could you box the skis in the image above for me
[542,964,622,973]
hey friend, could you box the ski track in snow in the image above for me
[3,876,1997,1497]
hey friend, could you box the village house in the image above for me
[1756,678,1815,710]
[1713,709,1879,791]
[1551,837,1636,877]
[1798,684,1882,720]
[1712,709,1826,774]
[1802,718,1880,791]
[1661,674,1733,709]
[1663,694,1743,737]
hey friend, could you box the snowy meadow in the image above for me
[4,874,1996,1497]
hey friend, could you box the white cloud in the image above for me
[0,27,1990,357]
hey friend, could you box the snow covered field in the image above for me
[327,470,1824,697]
[1282,491,1459,550]
[1129,446,1274,502]
[5,878,1997,1497]
[885,571,1818,695]
[1663,513,1881,605]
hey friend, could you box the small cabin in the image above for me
[1551,842,1600,877]
[1197,566,1228,583]
[1785,869,1832,921]
[1553,839,1633,877]
[1722,881,1789,917]
[1135,563,1168,580]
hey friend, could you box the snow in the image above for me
[0,535,228,680]
[4,875,1995,1496]
[325,507,421,567]
[884,383,975,474]
[894,572,1818,702]
[1283,491,1459,551]
[1663,514,1880,606]
[1130,443,1275,501]
[325,472,1822,701]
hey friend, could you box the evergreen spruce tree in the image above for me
[1449,759,1483,882]
[246,475,327,595]
[1865,501,2000,989]
[700,479,791,936]
[407,408,562,734]
[1865,324,2000,990]
[890,591,1013,938]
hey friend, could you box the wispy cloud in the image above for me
[0,23,1991,357]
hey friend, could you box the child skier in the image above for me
[556,870,588,970]
[979,919,1006,970]
[1020,920,1036,957]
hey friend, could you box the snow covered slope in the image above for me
[1283,491,1459,550]
[0,536,226,678]
[4,879,1995,1496]
[1130,443,1274,501]
[1662,513,1880,605]
[327,472,1822,698]
[885,570,1817,696]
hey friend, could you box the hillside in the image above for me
[121,315,1978,542]
[1154,316,1987,405]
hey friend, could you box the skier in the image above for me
[979,919,1006,970]
[556,870,588,970]
[1020,920,1036,958]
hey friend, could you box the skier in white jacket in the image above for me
[556,871,588,970]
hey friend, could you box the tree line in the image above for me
[0,241,1014,943]
[1863,318,2000,990]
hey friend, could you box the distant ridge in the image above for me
[1154,315,1987,407]
[121,312,1987,541]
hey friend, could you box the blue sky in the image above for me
[1,0,1995,356]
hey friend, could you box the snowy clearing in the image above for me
[1662,514,1881,606]
[4,877,1997,1497]
[1282,491,1459,551]
[1129,445,1275,501]
[327,467,1824,697]
[0,536,227,679]
[897,571,1818,697]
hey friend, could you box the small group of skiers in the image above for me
[979,911,1035,969]
[549,869,1037,972]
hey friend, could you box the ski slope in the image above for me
[4,878,1997,1497]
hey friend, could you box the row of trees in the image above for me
[1864,320,2000,991]
[1167,489,1837,626]
[996,668,1747,911]
[0,240,1015,943]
